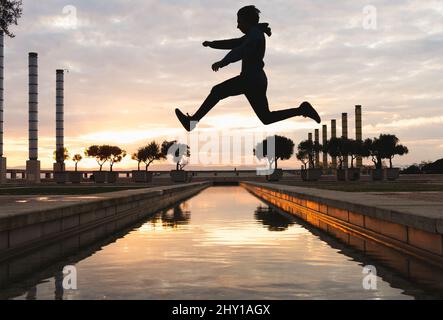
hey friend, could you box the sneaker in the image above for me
[299,101,321,124]
[175,108,197,132]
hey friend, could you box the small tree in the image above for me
[0,0,23,38]
[296,149,309,170]
[53,147,69,164]
[254,135,294,170]
[108,146,126,172]
[348,139,367,168]
[131,152,142,171]
[378,134,409,168]
[296,139,322,169]
[364,138,382,169]
[85,145,109,171]
[139,141,165,171]
[72,154,82,172]
[326,137,352,170]
[161,140,191,171]
[364,134,409,169]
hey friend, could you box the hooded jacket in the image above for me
[209,23,272,76]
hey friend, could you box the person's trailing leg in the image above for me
[246,89,321,125]
[176,76,245,132]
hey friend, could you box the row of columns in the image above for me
[308,105,363,170]
[0,31,66,184]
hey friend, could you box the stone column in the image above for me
[322,124,328,171]
[355,105,363,168]
[342,113,348,169]
[314,129,320,168]
[54,70,65,172]
[331,119,337,169]
[308,133,313,169]
[26,52,40,183]
[0,32,6,184]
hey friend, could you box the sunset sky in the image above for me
[3,0,443,170]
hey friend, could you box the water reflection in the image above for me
[1,187,443,299]
[159,203,191,229]
[254,206,294,232]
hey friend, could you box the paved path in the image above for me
[372,192,443,203]
[0,195,106,217]
[0,183,199,218]
[244,181,443,233]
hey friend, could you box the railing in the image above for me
[3,169,301,182]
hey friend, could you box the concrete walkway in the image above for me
[371,192,443,203]
[243,181,443,234]
[0,182,211,259]
[0,183,206,218]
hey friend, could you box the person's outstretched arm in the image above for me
[203,36,246,50]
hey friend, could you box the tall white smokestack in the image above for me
[0,32,5,184]
[26,52,40,183]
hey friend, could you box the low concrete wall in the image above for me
[241,181,443,268]
[0,182,210,260]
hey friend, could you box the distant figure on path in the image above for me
[175,5,321,132]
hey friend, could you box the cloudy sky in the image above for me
[2,0,443,170]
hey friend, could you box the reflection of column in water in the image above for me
[25,286,37,300]
[54,271,64,300]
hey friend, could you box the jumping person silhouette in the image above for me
[175,5,321,132]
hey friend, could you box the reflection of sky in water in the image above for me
[11,187,432,300]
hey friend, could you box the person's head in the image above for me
[237,5,260,34]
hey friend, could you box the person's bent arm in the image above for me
[219,33,257,67]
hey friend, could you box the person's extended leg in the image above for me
[245,73,321,125]
[176,76,245,131]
